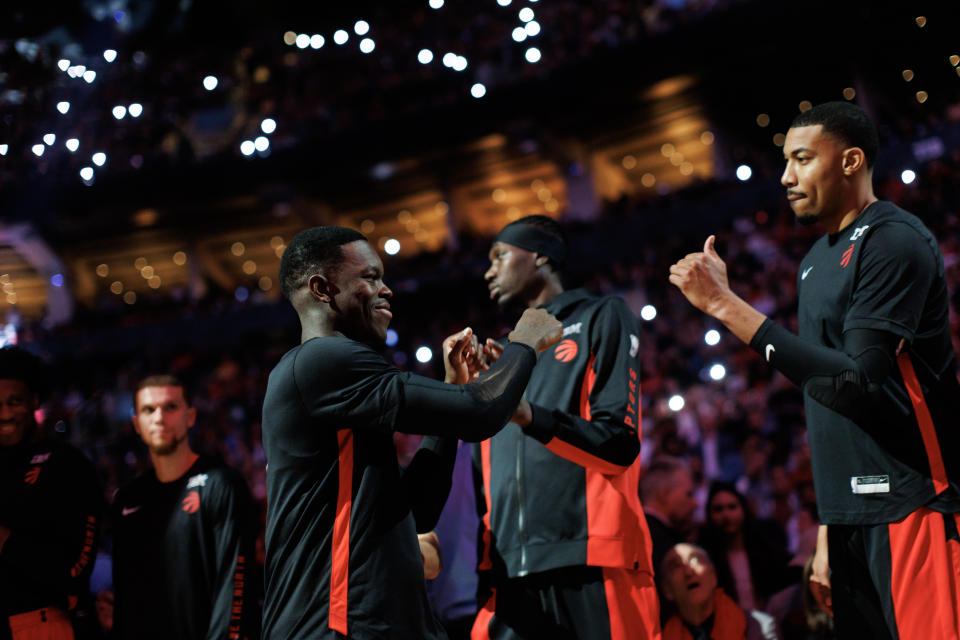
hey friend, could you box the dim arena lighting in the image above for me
[640,304,657,321]
[736,165,753,181]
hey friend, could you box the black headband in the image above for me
[494,224,567,265]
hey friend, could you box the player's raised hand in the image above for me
[508,308,563,353]
[668,235,732,317]
[482,338,504,368]
[443,327,483,384]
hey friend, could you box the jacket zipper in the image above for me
[515,433,528,576]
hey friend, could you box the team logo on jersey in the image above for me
[849,225,869,241]
[554,339,578,363]
[801,266,814,280]
[182,490,201,514]
[187,473,208,489]
[840,243,855,268]
[24,466,41,485]
[629,334,639,358]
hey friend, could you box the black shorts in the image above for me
[470,565,659,640]
[828,506,960,640]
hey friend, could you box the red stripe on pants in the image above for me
[601,568,661,640]
[470,590,496,640]
[888,507,960,640]
[896,352,950,493]
[329,430,354,635]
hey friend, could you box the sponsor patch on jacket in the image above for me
[562,322,582,337]
[850,475,890,494]
[187,473,208,489]
[629,334,639,358]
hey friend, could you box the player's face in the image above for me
[485,241,539,309]
[665,470,698,527]
[708,490,744,536]
[781,125,848,225]
[661,544,717,607]
[0,379,37,447]
[329,240,393,345]
[133,385,195,456]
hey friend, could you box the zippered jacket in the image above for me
[474,289,653,579]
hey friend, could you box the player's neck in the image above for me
[825,184,878,235]
[151,445,199,483]
[526,278,564,309]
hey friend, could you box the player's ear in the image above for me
[534,254,549,269]
[186,406,197,429]
[308,273,337,303]
[841,147,865,175]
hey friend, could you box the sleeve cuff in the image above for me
[523,403,558,444]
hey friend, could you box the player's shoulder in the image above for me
[862,201,933,241]
[189,455,249,491]
[37,438,96,475]
[295,335,385,370]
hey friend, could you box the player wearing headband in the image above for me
[472,216,659,640]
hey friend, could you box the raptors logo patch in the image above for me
[182,490,201,514]
[554,339,578,363]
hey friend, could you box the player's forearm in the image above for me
[710,290,768,346]
[524,407,639,472]
[404,437,458,532]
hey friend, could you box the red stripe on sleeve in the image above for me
[329,430,354,635]
[896,353,949,494]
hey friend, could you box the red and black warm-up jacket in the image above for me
[473,289,653,580]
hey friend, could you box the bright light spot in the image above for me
[525,47,541,63]
[354,20,370,35]
[74,65,86,75]
[43,134,56,145]
[67,67,78,78]
[240,140,255,156]
[471,83,487,98]
[112,105,127,119]
[518,7,534,21]
[333,30,349,45]
[709,364,726,381]
[705,329,721,346]
[310,34,324,49]
[415,346,433,363]
[429,0,444,8]
[386,329,399,346]
[512,27,527,42]
[525,20,541,36]
[283,31,297,45]
[418,48,434,64]
[261,118,277,134]
[359,38,375,54]
[103,49,117,62]
[736,164,753,181]
[497,0,512,5]
[79,167,94,181]
[203,75,218,91]
[640,304,657,321]
[65,138,79,152]
[901,169,917,184]
[31,144,45,157]
[668,394,685,411]
[92,152,106,166]
[83,70,96,83]
[442,52,457,67]
[50,274,64,287]
[56,101,70,114]
[0,145,7,156]
[295,33,310,49]
[234,287,249,302]
[254,136,270,152]
[384,238,401,255]
[128,103,143,117]
[58,59,70,71]
[452,55,467,71]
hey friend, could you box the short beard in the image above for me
[795,211,820,227]
[149,433,187,457]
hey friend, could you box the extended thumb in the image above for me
[704,235,718,257]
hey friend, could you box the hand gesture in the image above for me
[508,308,563,353]
[809,525,833,617]
[482,339,504,366]
[443,327,484,384]
[668,235,731,317]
